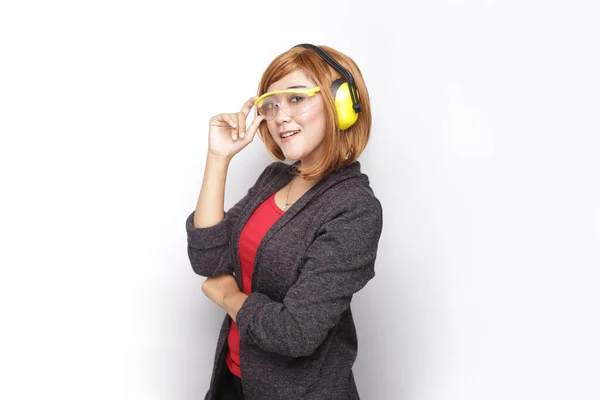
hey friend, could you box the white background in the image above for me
[1,1,599,399]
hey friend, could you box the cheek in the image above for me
[266,121,279,138]
[303,102,327,136]
[296,99,326,126]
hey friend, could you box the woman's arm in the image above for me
[201,272,248,321]
[193,153,232,229]
[186,161,280,277]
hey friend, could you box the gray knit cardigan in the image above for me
[186,160,383,400]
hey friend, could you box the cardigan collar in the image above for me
[258,159,365,224]
[231,160,368,268]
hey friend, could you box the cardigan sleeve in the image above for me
[235,194,384,358]
[186,161,279,277]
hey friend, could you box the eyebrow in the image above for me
[265,85,310,93]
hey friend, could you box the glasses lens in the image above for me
[257,90,318,121]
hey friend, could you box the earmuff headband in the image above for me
[293,44,362,113]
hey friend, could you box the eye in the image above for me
[290,95,305,103]
[262,102,276,111]
[259,102,279,117]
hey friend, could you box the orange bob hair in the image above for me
[256,45,372,181]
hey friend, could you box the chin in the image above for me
[282,151,304,161]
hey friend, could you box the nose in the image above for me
[274,105,292,125]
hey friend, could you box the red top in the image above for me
[226,192,284,378]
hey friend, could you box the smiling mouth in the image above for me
[280,130,300,139]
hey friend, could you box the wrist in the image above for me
[224,292,248,322]
[207,152,233,166]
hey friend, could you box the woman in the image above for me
[186,44,383,400]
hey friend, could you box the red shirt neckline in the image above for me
[269,192,285,215]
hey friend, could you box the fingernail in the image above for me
[233,135,237,140]
[240,132,245,138]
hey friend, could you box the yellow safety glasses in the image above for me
[254,87,321,121]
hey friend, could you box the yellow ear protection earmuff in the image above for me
[293,44,362,131]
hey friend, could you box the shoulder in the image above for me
[337,186,382,220]
[322,180,383,233]
[314,187,383,251]
[329,166,382,213]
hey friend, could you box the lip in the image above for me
[279,130,300,142]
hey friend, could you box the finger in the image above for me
[240,96,258,119]
[214,113,237,129]
[225,114,239,139]
[226,114,238,128]
[236,112,246,139]
[245,114,266,140]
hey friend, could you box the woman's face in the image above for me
[264,70,327,166]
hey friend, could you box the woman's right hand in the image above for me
[207,96,266,160]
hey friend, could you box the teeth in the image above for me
[281,130,299,138]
